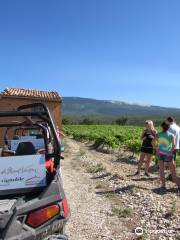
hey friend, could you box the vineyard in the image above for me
[62,125,180,168]
[62,125,143,153]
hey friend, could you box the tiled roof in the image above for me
[0,87,61,101]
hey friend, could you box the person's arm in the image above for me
[155,131,159,141]
[141,130,146,140]
[172,135,175,149]
[149,129,157,139]
[154,133,159,152]
[170,135,175,155]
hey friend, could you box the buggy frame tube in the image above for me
[17,103,61,168]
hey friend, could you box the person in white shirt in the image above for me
[166,117,180,180]
[167,117,180,155]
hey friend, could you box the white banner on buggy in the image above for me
[0,155,47,191]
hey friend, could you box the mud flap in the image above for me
[44,234,68,240]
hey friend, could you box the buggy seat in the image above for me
[15,142,54,173]
[15,142,36,155]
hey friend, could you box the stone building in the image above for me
[0,87,62,145]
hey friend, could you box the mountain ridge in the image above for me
[62,97,180,123]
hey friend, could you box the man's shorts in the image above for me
[174,149,178,161]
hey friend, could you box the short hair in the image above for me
[167,117,174,123]
[161,121,170,132]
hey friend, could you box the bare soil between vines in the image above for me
[61,137,180,240]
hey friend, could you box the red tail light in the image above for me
[26,204,60,228]
[45,159,54,173]
[62,197,68,219]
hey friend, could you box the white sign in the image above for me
[0,155,47,191]
[10,137,44,151]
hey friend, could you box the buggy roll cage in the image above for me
[4,123,49,151]
[13,126,42,136]
[0,103,62,169]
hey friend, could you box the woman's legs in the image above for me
[167,151,177,181]
[136,152,146,174]
[145,154,152,174]
[168,161,180,187]
[158,160,165,187]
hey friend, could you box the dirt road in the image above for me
[61,138,180,240]
[61,138,132,240]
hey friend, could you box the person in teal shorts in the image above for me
[157,121,180,192]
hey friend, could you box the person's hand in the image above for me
[170,149,175,155]
[149,135,154,139]
[154,148,157,153]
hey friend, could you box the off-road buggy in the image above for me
[0,103,69,240]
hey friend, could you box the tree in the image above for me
[115,116,128,125]
[80,117,95,125]
[62,117,72,125]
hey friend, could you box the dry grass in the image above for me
[111,207,133,218]
[87,163,106,173]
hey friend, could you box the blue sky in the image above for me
[0,0,180,108]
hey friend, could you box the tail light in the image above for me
[45,159,54,173]
[62,197,68,219]
[26,204,60,228]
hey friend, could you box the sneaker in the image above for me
[144,172,150,177]
[159,186,167,194]
[166,174,173,182]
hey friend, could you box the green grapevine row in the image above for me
[62,125,143,153]
[62,125,180,167]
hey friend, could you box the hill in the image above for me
[62,97,180,124]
